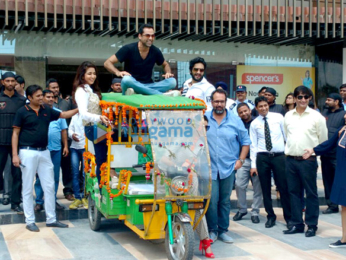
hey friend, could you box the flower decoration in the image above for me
[200,144,204,147]
[159,143,163,147]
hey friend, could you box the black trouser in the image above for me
[256,153,291,224]
[286,156,319,227]
[0,145,22,206]
[60,140,73,195]
[321,156,338,209]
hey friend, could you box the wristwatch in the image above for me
[239,159,245,165]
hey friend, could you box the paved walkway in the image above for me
[0,206,344,260]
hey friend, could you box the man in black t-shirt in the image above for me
[104,23,177,95]
[12,85,78,232]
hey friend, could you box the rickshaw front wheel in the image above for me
[165,218,195,260]
[88,195,101,231]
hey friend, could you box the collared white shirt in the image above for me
[284,106,328,156]
[343,102,346,111]
[68,113,85,150]
[250,112,286,168]
[75,84,101,124]
[182,77,215,111]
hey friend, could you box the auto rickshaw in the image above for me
[84,93,212,260]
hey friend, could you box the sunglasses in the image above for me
[193,68,205,72]
[297,95,310,100]
[142,34,155,38]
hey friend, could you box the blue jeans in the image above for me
[206,171,235,234]
[34,150,61,204]
[121,75,176,95]
[85,126,108,185]
[70,148,85,200]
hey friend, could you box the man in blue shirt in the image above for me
[205,89,251,243]
[34,90,68,212]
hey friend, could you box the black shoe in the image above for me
[265,219,276,228]
[46,221,69,228]
[34,204,44,212]
[233,211,247,221]
[2,197,10,205]
[11,205,24,214]
[305,226,317,237]
[322,207,339,214]
[251,216,260,224]
[55,202,65,211]
[26,223,40,232]
[329,240,346,248]
[283,226,304,234]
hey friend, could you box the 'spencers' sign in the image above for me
[242,73,284,85]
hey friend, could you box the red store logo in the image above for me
[242,73,284,85]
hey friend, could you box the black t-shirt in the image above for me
[0,90,26,145]
[115,42,165,84]
[13,104,61,147]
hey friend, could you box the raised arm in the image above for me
[60,108,79,119]
[104,54,131,77]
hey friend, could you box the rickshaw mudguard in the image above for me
[173,212,192,223]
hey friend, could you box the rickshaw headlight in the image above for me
[139,204,160,212]
[188,202,205,210]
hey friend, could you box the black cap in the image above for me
[265,87,277,96]
[1,72,16,80]
[112,78,122,84]
[236,85,247,92]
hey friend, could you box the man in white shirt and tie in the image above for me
[283,85,328,238]
[250,96,291,229]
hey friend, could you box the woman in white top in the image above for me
[72,61,109,188]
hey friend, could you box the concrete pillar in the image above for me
[14,57,46,89]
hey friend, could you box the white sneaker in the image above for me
[125,88,135,95]
[163,90,181,97]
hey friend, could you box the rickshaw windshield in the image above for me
[146,110,211,199]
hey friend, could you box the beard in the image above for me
[190,73,203,83]
[215,107,225,114]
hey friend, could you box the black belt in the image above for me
[20,146,47,151]
[257,152,285,157]
[287,155,316,161]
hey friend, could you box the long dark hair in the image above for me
[72,61,101,103]
[283,92,295,111]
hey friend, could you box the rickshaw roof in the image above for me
[101,93,206,110]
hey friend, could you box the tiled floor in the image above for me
[0,207,345,260]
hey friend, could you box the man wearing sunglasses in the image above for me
[182,57,215,111]
[104,24,176,95]
[283,85,328,238]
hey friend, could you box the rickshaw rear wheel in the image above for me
[88,195,101,231]
[165,218,195,260]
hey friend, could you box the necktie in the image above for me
[263,117,272,151]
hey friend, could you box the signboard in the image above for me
[237,65,315,104]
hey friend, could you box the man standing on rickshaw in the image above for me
[104,24,177,95]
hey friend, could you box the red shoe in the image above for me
[199,239,215,258]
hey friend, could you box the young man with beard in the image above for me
[205,89,251,243]
[0,72,26,213]
[12,85,78,232]
[283,86,328,237]
[233,103,262,224]
[182,57,215,111]
[230,85,254,115]
[34,90,69,212]
[104,24,176,95]
[108,78,122,93]
[320,93,346,214]
[47,78,74,203]
[250,96,291,229]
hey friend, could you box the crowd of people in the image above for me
[1,23,346,257]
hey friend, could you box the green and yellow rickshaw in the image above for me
[84,94,211,260]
